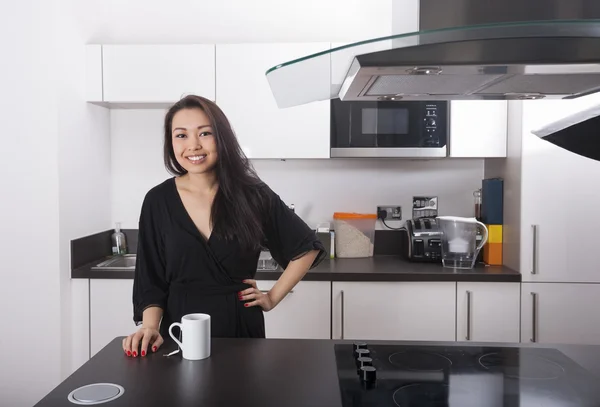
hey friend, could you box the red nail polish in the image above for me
[141,350,146,357]
[153,346,157,352]
[133,351,137,357]
[127,351,131,356]
[244,303,249,307]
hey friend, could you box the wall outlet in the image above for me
[377,205,402,221]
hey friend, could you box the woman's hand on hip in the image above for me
[239,279,275,311]
[122,327,163,357]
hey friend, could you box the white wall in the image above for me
[0,2,62,406]
[55,0,112,379]
[484,101,523,272]
[110,110,484,230]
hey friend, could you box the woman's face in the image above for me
[171,108,218,175]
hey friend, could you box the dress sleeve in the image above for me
[132,191,168,326]
[261,186,327,271]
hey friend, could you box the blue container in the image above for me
[482,178,503,225]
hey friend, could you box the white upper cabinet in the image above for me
[449,100,508,157]
[87,44,216,105]
[85,45,103,103]
[215,43,331,159]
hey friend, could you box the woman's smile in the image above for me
[185,154,208,164]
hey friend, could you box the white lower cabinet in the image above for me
[521,283,600,345]
[331,282,456,341]
[90,279,136,356]
[456,282,520,343]
[257,280,331,339]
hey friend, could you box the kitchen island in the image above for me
[35,337,600,407]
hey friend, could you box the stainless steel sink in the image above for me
[92,254,136,270]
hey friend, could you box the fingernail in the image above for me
[133,351,137,357]
[141,350,146,357]
[153,346,157,352]
[127,351,131,356]
[244,303,249,307]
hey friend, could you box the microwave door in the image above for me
[330,100,448,158]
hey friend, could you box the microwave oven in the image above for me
[330,98,449,158]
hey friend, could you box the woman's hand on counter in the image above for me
[239,279,275,312]
[122,327,164,357]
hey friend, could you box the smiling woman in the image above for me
[122,95,326,358]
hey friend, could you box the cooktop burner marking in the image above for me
[393,383,449,407]
[388,350,453,372]
[478,352,565,380]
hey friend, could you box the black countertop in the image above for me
[72,256,520,282]
[34,337,600,407]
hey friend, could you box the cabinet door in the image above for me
[70,279,90,373]
[332,282,456,341]
[520,95,600,283]
[90,279,136,356]
[102,44,216,103]
[456,282,520,343]
[256,280,330,339]
[85,45,103,103]
[216,43,330,159]
[521,283,600,345]
[449,101,508,157]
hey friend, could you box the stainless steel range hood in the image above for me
[265,1,600,108]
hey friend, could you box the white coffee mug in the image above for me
[168,313,211,360]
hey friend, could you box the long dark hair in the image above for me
[163,95,267,250]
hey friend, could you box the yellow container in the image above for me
[487,224,503,244]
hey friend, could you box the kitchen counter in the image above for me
[34,337,600,407]
[72,255,520,282]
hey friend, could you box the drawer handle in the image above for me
[531,292,538,342]
[466,291,472,341]
[340,290,345,340]
[531,225,538,274]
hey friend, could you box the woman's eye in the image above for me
[175,134,186,138]
[200,131,212,137]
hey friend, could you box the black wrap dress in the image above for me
[132,177,326,339]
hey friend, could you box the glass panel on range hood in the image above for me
[266,20,600,108]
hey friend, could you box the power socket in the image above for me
[377,205,402,221]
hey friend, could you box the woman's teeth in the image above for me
[187,155,206,163]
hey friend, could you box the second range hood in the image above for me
[266,20,600,108]
[532,101,600,162]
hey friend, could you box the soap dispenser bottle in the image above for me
[111,222,128,255]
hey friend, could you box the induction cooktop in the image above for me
[334,343,600,407]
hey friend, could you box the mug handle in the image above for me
[475,220,489,251]
[169,322,184,350]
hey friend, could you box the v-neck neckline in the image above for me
[170,177,215,245]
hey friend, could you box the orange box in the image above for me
[483,242,503,265]
[486,224,503,244]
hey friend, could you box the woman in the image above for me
[122,95,326,357]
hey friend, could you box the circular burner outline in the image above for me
[388,350,453,372]
[67,383,125,405]
[392,383,450,407]
[478,352,565,380]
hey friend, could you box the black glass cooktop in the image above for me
[334,343,600,407]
